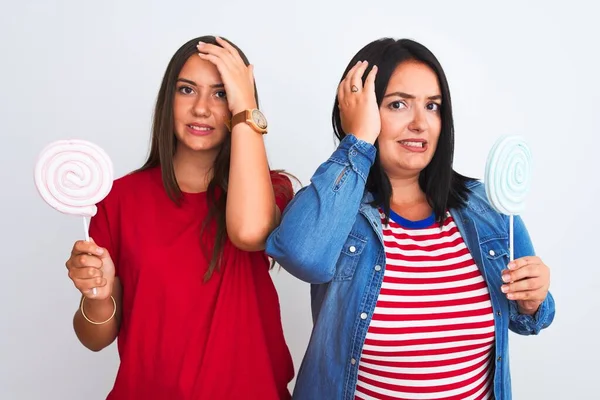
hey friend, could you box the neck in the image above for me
[388,172,432,221]
[172,144,219,193]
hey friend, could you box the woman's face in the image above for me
[377,60,443,179]
[172,55,231,154]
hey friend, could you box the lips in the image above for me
[186,123,214,136]
[398,139,428,152]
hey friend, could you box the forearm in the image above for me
[73,279,122,351]
[226,123,277,251]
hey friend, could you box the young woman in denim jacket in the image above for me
[266,38,555,400]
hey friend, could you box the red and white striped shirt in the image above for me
[355,210,495,400]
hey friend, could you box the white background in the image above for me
[1,0,598,398]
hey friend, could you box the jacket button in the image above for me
[374,265,382,272]
[351,358,356,365]
[360,313,368,320]
[497,356,502,362]
[489,250,495,256]
[349,246,356,253]
[497,311,501,316]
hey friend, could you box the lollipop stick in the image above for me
[82,216,98,296]
[83,216,90,242]
[509,214,514,262]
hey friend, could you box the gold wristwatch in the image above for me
[227,108,268,134]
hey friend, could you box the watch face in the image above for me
[252,109,268,129]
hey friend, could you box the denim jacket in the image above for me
[266,134,555,400]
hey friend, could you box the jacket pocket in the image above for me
[481,237,509,275]
[333,232,366,281]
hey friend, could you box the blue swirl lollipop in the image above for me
[484,135,533,261]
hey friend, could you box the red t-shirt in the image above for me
[89,165,294,400]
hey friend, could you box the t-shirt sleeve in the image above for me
[270,171,294,213]
[89,197,120,276]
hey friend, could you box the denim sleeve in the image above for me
[265,134,376,284]
[508,215,556,335]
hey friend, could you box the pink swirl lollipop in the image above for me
[34,139,114,295]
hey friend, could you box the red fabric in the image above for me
[89,165,294,400]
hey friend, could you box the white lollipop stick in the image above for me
[34,139,114,296]
[484,135,533,261]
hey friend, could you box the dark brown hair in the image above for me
[137,35,282,281]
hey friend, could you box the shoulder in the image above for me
[270,170,295,195]
[459,180,507,223]
[461,180,494,213]
[270,170,296,211]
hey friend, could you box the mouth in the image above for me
[186,123,215,136]
[398,139,428,152]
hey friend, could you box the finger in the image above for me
[197,52,228,73]
[70,253,103,269]
[504,289,545,302]
[215,36,243,61]
[69,266,103,280]
[364,65,378,92]
[501,264,541,283]
[507,256,541,270]
[501,277,544,295]
[74,277,107,293]
[349,61,369,93]
[197,41,235,64]
[340,61,363,98]
[72,239,104,257]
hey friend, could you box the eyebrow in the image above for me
[383,91,442,101]
[176,78,224,88]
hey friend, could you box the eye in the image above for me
[388,101,407,110]
[215,90,227,99]
[427,102,441,111]
[177,86,195,95]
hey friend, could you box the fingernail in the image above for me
[502,274,510,283]
[96,247,104,255]
[507,293,514,300]
[508,262,516,269]
[501,285,508,293]
[197,41,205,47]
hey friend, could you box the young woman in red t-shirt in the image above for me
[63,35,295,399]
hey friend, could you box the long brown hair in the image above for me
[137,35,271,281]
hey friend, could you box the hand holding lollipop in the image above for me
[34,139,114,296]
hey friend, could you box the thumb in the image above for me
[89,237,112,261]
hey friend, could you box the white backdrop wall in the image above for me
[1,1,598,398]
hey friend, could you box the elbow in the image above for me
[228,224,271,252]
[74,332,112,352]
[86,343,108,352]
[265,230,335,284]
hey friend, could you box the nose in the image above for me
[408,106,429,133]
[192,93,211,118]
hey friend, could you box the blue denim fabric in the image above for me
[266,134,555,400]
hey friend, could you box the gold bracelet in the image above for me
[80,295,116,325]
